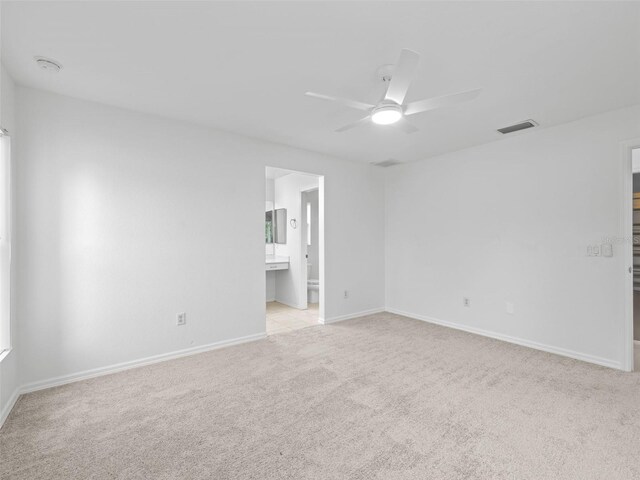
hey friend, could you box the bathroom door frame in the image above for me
[299,184,323,319]
[621,139,640,371]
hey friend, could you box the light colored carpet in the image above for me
[2,312,640,479]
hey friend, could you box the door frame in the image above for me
[299,185,322,317]
[621,139,640,371]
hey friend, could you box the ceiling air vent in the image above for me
[497,120,538,134]
[371,159,402,168]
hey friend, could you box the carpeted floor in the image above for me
[2,312,640,479]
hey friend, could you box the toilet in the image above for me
[307,263,320,304]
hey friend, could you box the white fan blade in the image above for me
[384,49,420,105]
[404,88,481,116]
[335,116,370,132]
[399,120,419,134]
[305,92,374,111]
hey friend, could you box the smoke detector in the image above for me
[34,57,62,73]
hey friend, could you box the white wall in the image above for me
[274,173,319,309]
[386,104,640,369]
[265,272,276,302]
[265,177,275,300]
[265,178,274,205]
[0,64,18,424]
[15,87,385,387]
[632,148,640,173]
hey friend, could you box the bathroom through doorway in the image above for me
[265,167,324,335]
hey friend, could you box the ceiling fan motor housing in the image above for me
[371,103,403,125]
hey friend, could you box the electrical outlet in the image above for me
[344,290,349,299]
[177,312,186,326]
[587,244,613,257]
[506,302,515,314]
[463,297,470,307]
[587,245,601,257]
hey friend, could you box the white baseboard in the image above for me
[387,308,622,371]
[0,388,20,430]
[19,332,267,395]
[321,307,384,325]
[273,298,305,310]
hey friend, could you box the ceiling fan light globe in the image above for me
[371,106,403,125]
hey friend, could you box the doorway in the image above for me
[264,167,324,335]
[302,188,320,312]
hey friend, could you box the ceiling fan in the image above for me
[305,49,481,134]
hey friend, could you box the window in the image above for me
[0,132,11,354]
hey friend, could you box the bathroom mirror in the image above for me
[274,208,287,244]
[265,201,274,244]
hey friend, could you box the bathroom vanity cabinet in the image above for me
[265,256,289,271]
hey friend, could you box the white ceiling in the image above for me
[2,1,640,164]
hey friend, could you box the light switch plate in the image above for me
[601,243,613,257]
